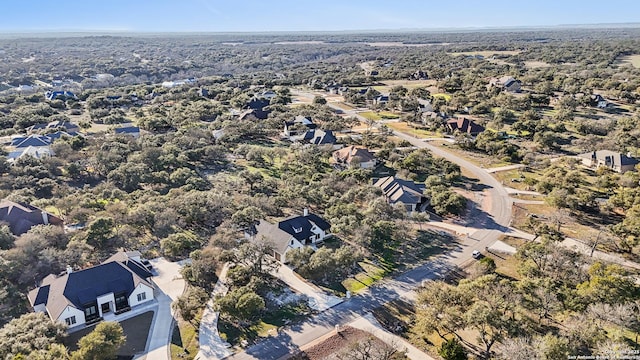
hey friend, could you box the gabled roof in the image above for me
[286,115,315,127]
[11,134,51,148]
[250,213,331,256]
[373,176,426,206]
[333,145,376,164]
[115,126,140,134]
[578,150,639,166]
[0,199,62,235]
[304,129,336,145]
[7,146,54,161]
[47,120,79,131]
[446,117,485,135]
[245,98,270,110]
[28,251,153,321]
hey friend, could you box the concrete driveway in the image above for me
[136,257,186,360]
[274,265,343,311]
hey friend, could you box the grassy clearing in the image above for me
[386,121,442,138]
[170,313,201,360]
[342,260,388,294]
[218,302,308,346]
[432,93,452,101]
[615,54,640,68]
[447,50,521,57]
[430,141,511,168]
[358,111,401,121]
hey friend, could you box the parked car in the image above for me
[472,250,481,259]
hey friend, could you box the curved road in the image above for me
[223,91,515,360]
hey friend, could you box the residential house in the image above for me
[417,99,433,113]
[45,91,77,101]
[284,115,316,137]
[0,200,63,235]
[243,97,272,119]
[28,251,154,330]
[577,150,639,173]
[11,134,52,148]
[7,132,81,162]
[372,94,389,106]
[489,76,521,93]
[446,117,485,136]
[589,94,614,109]
[410,70,428,80]
[302,129,338,147]
[333,145,377,169]
[7,146,54,162]
[258,90,277,100]
[45,120,80,133]
[239,108,269,121]
[246,209,331,263]
[374,176,427,212]
[115,126,141,138]
[161,78,196,88]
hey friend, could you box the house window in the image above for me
[85,305,97,317]
[291,240,294,245]
[65,316,76,326]
[137,292,147,302]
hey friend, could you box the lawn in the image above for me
[342,260,388,294]
[170,312,201,360]
[430,141,512,168]
[432,93,452,101]
[447,50,521,58]
[65,311,154,360]
[615,54,640,68]
[386,121,442,139]
[218,302,309,347]
[359,111,401,121]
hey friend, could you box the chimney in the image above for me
[66,265,73,274]
[627,152,633,158]
[303,208,309,217]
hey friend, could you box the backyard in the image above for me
[65,311,154,360]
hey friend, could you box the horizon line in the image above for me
[2,21,640,36]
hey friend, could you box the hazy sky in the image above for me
[2,0,640,32]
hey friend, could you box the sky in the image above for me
[1,0,640,33]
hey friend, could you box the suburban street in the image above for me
[227,90,514,360]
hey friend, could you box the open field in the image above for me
[615,54,640,68]
[386,121,442,139]
[358,111,400,121]
[448,50,521,57]
[429,141,512,168]
[524,61,552,68]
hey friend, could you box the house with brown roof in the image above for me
[373,176,427,212]
[578,150,639,173]
[333,145,376,169]
[0,200,63,235]
[446,117,485,136]
[245,209,331,263]
[28,251,154,330]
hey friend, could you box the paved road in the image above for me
[228,91,513,360]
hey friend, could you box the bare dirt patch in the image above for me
[294,326,392,360]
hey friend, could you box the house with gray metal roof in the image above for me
[28,251,154,330]
[373,176,427,212]
[246,209,331,263]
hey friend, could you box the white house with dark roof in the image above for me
[246,209,331,263]
[489,76,521,93]
[28,251,154,330]
[578,150,639,173]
